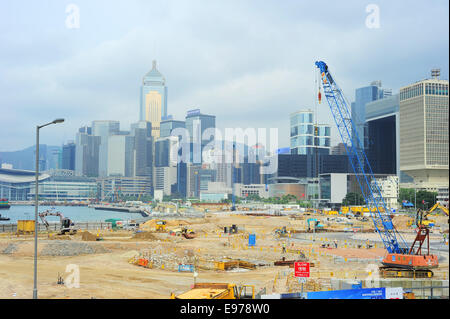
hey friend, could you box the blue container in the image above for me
[248,234,256,247]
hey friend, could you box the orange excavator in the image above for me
[379,218,438,278]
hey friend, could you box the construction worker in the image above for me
[282,242,286,253]
[443,233,447,244]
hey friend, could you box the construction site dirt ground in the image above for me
[0,213,448,299]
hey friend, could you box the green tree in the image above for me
[398,188,415,205]
[416,190,437,210]
[398,188,437,209]
[245,194,261,201]
[342,192,365,206]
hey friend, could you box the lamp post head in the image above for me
[52,118,65,124]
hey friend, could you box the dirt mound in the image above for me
[186,223,219,234]
[392,215,411,230]
[132,231,157,240]
[140,219,191,231]
[49,234,72,240]
[81,231,98,241]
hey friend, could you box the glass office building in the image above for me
[351,81,391,150]
[160,118,186,138]
[92,120,120,177]
[290,110,330,155]
[185,109,216,163]
[365,94,399,176]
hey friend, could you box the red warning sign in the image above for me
[294,262,310,277]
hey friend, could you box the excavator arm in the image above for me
[39,210,65,229]
[38,210,76,234]
[428,203,449,216]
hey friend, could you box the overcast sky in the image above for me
[0,0,448,151]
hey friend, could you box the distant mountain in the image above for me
[0,145,61,171]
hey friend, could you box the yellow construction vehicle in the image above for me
[274,226,288,237]
[427,202,449,217]
[170,283,255,299]
[408,203,449,228]
[155,220,167,232]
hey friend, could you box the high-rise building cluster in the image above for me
[1,63,447,207]
[63,61,265,201]
[276,70,448,209]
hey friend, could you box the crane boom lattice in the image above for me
[315,61,408,254]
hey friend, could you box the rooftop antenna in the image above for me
[431,69,440,79]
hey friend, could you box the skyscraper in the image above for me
[185,109,216,163]
[130,121,153,178]
[106,134,134,177]
[365,94,399,176]
[154,136,178,168]
[160,117,186,138]
[351,81,390,149]
[75,126,101,177]
[92,120,120,177]
[62,141,76,171]
[399,72,449,190]
[140,60,168,138]
[290,110,330,155]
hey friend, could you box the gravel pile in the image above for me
[2,243,19,254]
[40,240,110,256]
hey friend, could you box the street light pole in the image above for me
[33,118,64,299]
[33,126,39,299]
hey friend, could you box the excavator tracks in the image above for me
[379,266,434,279]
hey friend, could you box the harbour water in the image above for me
[0,205,145,223]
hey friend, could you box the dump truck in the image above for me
[171,283,255,299]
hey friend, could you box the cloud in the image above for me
[0,0,448,151]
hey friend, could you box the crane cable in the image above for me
[314,66,320,206]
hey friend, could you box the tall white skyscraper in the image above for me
[399,72,449,190]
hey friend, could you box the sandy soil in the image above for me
[0,212,448,299]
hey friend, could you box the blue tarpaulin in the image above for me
[402,201,414,207]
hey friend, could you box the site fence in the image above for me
[0,222,112,233]
[331,278,449,299]
[406,286,449,299]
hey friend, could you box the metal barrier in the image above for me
[405,286,449,299]
[0,222,112,233]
